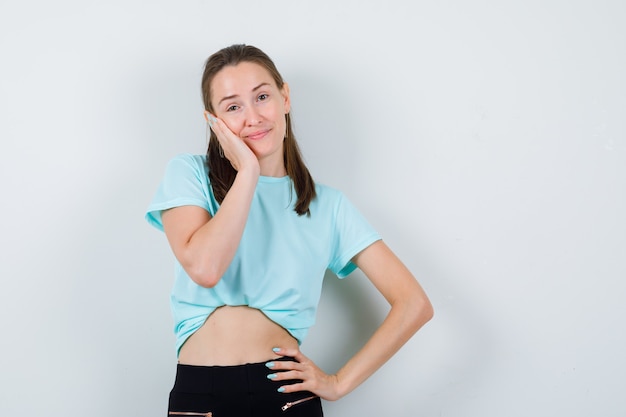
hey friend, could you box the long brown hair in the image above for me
[201,44,316,216]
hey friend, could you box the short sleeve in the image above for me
[328,193,381,278]
[145,154,213,231]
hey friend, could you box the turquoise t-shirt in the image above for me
[145,154,381,355]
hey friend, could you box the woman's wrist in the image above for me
[236,163,261,180]
[328,372,349,401]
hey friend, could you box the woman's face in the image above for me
[210,61,291,170]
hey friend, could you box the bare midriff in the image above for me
[177,305,299,366]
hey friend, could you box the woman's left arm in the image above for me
[271,240,433,400]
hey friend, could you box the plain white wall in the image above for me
[1,0,625,416]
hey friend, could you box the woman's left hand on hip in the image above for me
[267,347,342,401]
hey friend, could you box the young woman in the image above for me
[146,44,433,417]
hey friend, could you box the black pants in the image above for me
[168,357,323,417]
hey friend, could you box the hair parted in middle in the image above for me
[201,44,316,216]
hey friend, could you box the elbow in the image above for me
[421,297,434,324]
[194,274,221,289]
[183,261,222,288]
[407,293,434,332]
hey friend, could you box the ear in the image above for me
[281,82,291,114]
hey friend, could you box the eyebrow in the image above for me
[218,82,271,106]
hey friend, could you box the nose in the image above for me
[244,106,262,126]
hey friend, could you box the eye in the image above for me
[257,93,269,101]
[226,104,239,112]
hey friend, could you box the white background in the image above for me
[1,1,625,416]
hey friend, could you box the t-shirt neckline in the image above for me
[258,175,290,184]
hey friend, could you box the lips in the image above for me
[245,129,271,141]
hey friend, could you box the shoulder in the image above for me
[313,182,371,221]
[311,182,351,214]
[164,153,208,179]
[314,182,344,200]
[145,154,212,231]
[167,153,206,170]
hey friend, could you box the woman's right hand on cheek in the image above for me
[209,116,260,175]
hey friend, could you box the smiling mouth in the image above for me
[246,129,270,140]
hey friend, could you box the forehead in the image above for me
[211,61,277,99]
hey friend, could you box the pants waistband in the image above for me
[172,356,296,395]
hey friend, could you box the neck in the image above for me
[258,153,286,177]
[260,164,287,177]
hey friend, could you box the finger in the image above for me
[266,369,302,382]
[208,119,235,160]
[276,381,308,394]
[209,117,225,137]
[265,359,302,372]
[211,119,244,159]
[272,346,307,362]
[208,116,229,138]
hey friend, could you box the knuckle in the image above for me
[277,370,291,379]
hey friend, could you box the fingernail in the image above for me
[266,373,277,380]
[277,387,285,393]
[265,362,275,368]
[272,347,281,353]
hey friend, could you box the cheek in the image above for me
[220,115,245,136]
[266,104,286,130]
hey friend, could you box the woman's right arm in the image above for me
[161,117,260,288]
